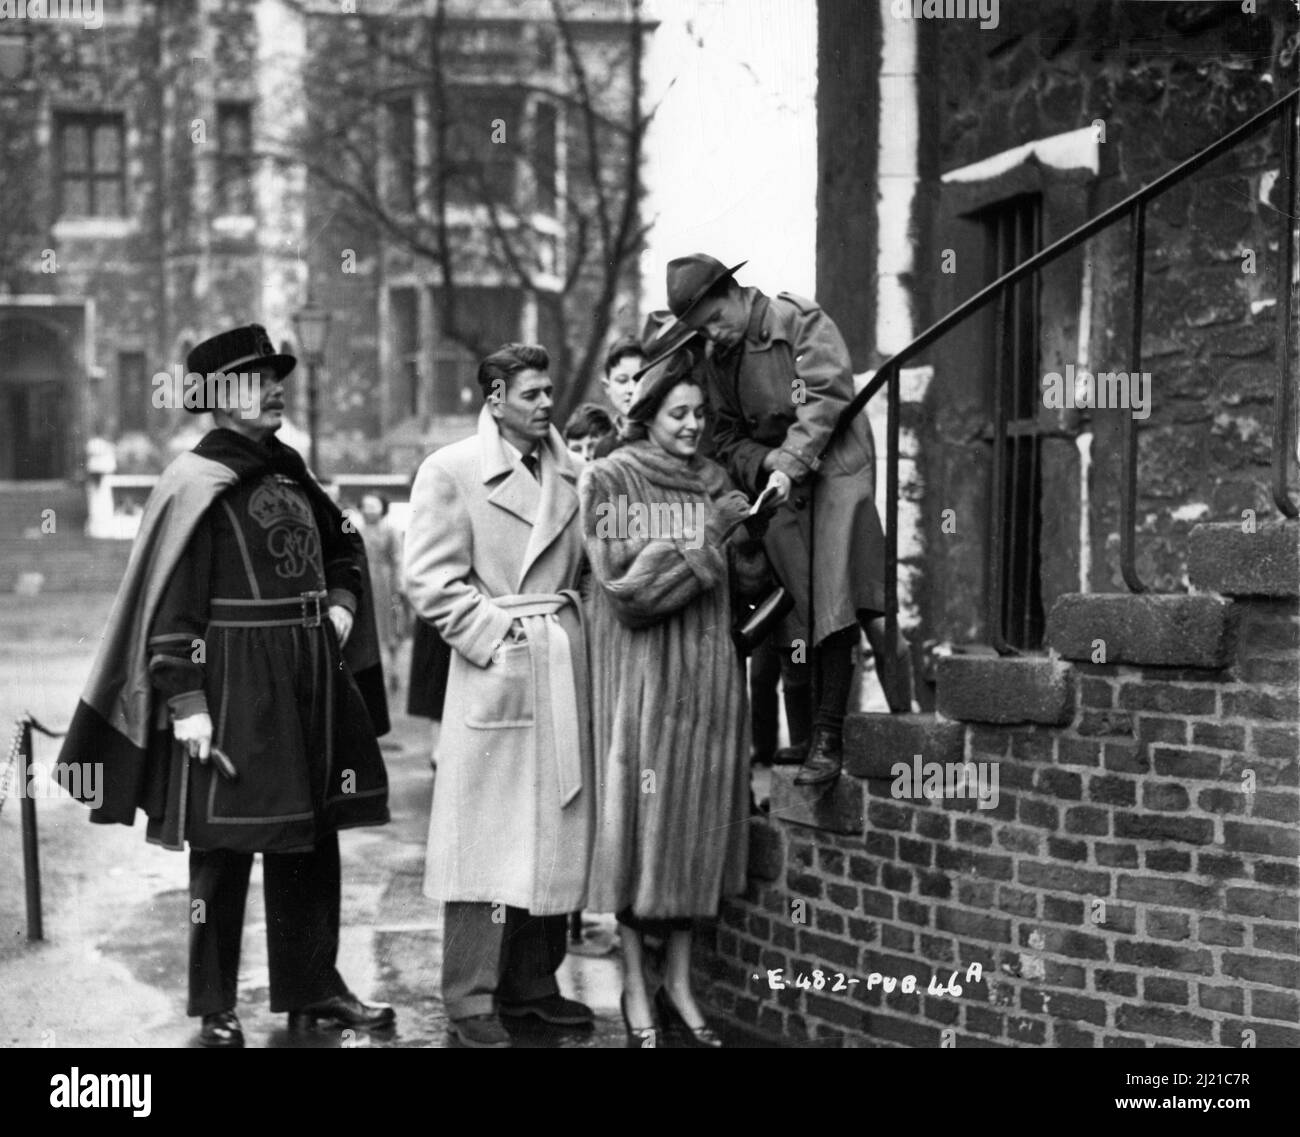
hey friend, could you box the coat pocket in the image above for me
[822,414,874,479]
[464,640,535,728]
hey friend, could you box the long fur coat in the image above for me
[578,439,754,918]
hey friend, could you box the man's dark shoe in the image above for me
[772,744,806,766]
[287,992,396,1032]
[199,1010,244,1048]
[498,993,594,1026]
[451,1014,512,1048]
[793,728,843,786]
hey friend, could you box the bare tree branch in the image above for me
[287,0,653,424]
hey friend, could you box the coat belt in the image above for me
[495,591,583,807]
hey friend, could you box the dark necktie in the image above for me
[521,452,541,482]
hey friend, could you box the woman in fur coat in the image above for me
[579,347,766,1048]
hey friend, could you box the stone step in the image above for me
[768,766,864,835]
[1045,592,1230,668]
[935,653,1073,725]
[843,712,964,779]
[1189,520,1300,598]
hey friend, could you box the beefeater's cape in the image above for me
[56,431,390,843]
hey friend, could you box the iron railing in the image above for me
[820,88,1299,659]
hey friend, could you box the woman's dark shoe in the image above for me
[655,987,722,1048]
[287,992,396,1032]
[793,728,843,786]
[199,1010,244,1048]
[620,993,657,1048]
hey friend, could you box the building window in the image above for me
[216,102,253,215]
[386,96,417,213]
[532,100,558,216]
[390,287,420,419]
[430,286,523,416]
[979,192,1044,650]
[445,87,525,207]
[118,350,149,434]
[56,113,126,217]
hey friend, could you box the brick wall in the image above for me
[693,594,1300,1048]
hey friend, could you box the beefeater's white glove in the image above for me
[173,712,213,762]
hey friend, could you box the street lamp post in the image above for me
[293,299,331,475]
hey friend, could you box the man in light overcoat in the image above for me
[403,342,594,1048]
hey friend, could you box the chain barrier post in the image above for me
[20,717,43,941]
[2,714,47,942]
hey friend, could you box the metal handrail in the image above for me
[818,87,1298,658]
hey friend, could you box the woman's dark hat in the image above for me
[666,253,747,322]
[626,338,703,424]
[185,325,296,394]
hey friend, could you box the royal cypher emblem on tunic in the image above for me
[248,474,321,580]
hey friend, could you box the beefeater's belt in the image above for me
[208,589,330,628]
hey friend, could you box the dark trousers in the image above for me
[441,902,566,1021]
[752,639,813,758]
[749,639,781,763]
[187,834,347,1017]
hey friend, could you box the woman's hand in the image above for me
[703,490,752,546]
[713,490,751,528]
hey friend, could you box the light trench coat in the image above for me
[403,407,593,914]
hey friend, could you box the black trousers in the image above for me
[187,834,347,1018]
[441,902,567,1021]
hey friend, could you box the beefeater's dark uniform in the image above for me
[59,427,390,1016]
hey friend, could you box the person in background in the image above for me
[563,402,616,462]
[354,491,408,694]
[593,336,646,458]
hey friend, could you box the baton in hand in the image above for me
[206,746,239,782]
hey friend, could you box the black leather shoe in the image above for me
[288,992,396,1032]
[498,993,593,1025]
[199,1010,244,1048]
[451,1014,511,1048]
[793,728,843,786]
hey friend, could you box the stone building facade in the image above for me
[0,0,644,521]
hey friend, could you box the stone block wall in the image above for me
[899,0,1299,656]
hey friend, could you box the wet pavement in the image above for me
[0,593,764,1048]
